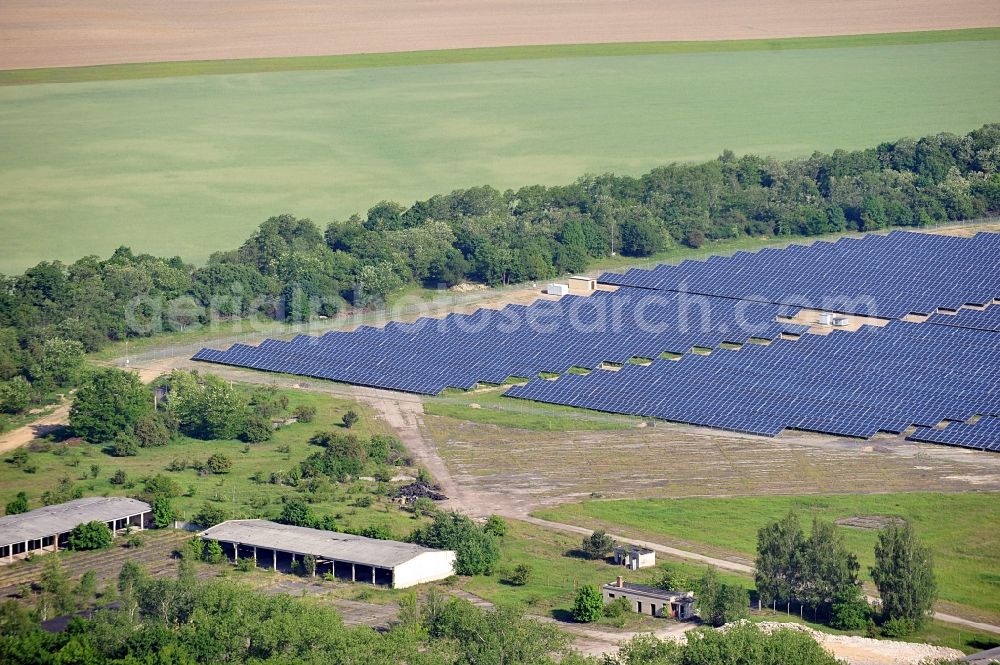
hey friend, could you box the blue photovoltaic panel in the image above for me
[907,416,1000,452]
[506,321,1000,445]
[192,230,1000,451]
[192,287,807,395]
[925,306,1000,333]
[598,231,1000,319]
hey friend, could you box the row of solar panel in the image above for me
[598,231,1000,319]
[506,321,1000,445]
[193,287,808,395]
[906,416,1000,451]
[925,305,1000,333]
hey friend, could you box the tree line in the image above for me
[755,512,936,636]
[3,124,1000,424]
[0,555,885,665]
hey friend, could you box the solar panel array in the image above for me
[193,287,807,395]
[598,231,1000,319]
[506,321,1000,440]
[925,306,1000,333]
[907,416,1000,452]
[194,230,1000,451]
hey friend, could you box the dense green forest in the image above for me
[1,124,999,421]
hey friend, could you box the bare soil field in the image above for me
[426,416,1000,517]
[2,0,998,70]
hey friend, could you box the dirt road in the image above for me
[2,0,998,70]
[0,403,69,455]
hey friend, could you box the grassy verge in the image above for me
[0,386,425,538]
[463,519,998,652]
[535,493,1000,618]
[3,28,998,86]
[424,387,642,432]
[458,519,744,623]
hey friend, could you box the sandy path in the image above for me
[0,403,70,455]
[2,0,998,70]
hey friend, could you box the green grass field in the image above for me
[535,493,1000,617]
[1,32,998,273]
[0,387,425,539]
[425,386,642,431]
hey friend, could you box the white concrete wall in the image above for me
[392,550,456,589]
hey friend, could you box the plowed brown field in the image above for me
[2,0,998,70]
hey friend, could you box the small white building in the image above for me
[614,544,656,570]
[602,576,695,619]
[201,519,456,589]
[546,283,569,296]
[568,276,597,293]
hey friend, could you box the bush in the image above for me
[373,467,392,482]
[235,557,256,572]
[603,596,632,618]
[206,453,232,474]
[193,503,227,527]
[69,368,151,444]
[126,535,144,549]
[408,512,500,576]
[483,515,507,539]
[204,539,225,564]
[151,497,175,529]
[572,585,604,623]
[830,584,870,630]
[166,458,187,472]
[109,469,128,486]
[342,410,359,429]
[240,414,273,443]
[5,491,29,516]
[293,405,317,423]
[0,377,33,414]
[110,432,139,457]
[507,564,531,587]
[581,530,615,560]
[879,616,915,638]
[67,521,113,551]
[134,412,171,447]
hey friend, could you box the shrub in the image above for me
[342,410,359,429]
[204,539,224,564]
[293,405,316,423]
[151,497,175,529]
[483,515,507,539]
[0,377,33,414]
[109,469,128,486]
[235,557,256,572]
[110,432,139,457]
[126,535,144,549]
[572,585,604,623]
[193,503,227,527]
[185,538,205,561]
[879,616,915,638]
[5,491,29,516]
[206,453,232,474]
[830,584,870,630]
[408,512,500,576]
[67,521,113,551]
[134,412,171,447]
[508,564,532,587]
[166,458,187,472]
[581,530,615,560]
[373,467,392,482]
[603,596,632,618]
[240,414,273,443]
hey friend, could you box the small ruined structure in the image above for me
[603,576,695,619]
